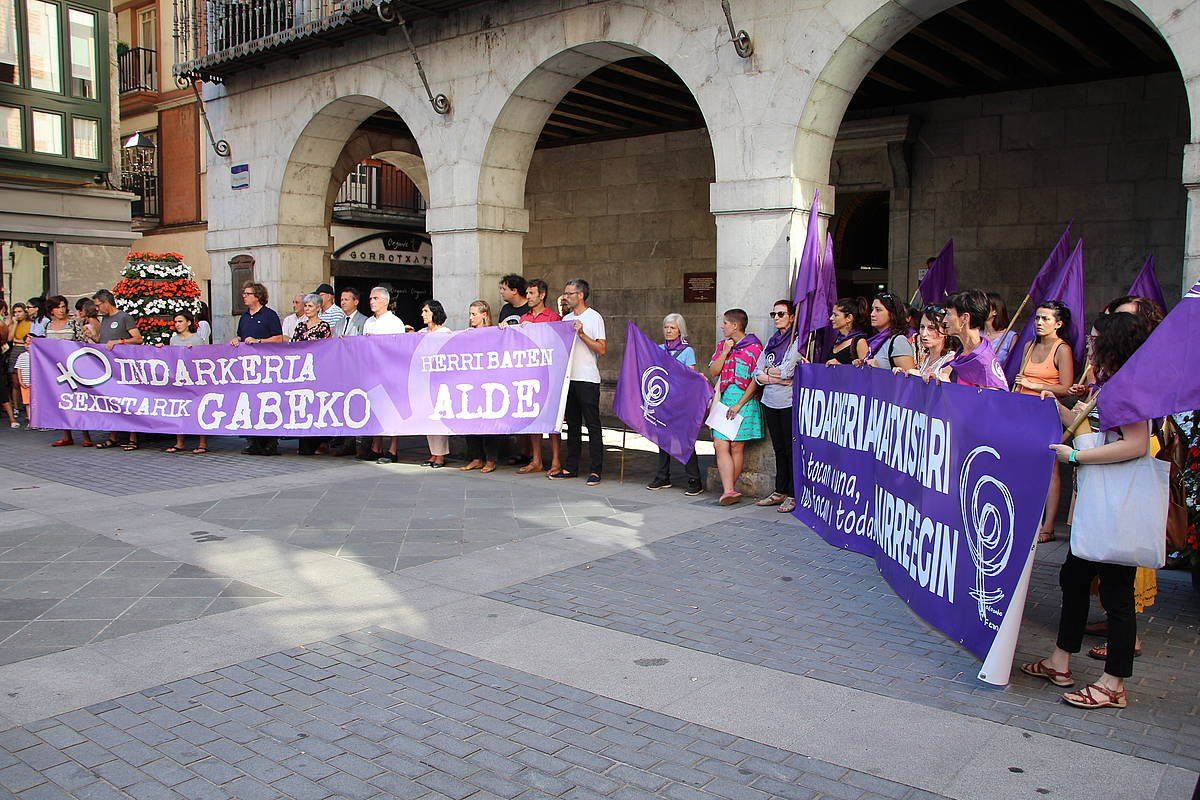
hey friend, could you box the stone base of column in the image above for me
[705,439,777,498]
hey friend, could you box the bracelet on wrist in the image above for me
[1068,449,1079,464]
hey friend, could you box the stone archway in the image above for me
[789,0,1200,292]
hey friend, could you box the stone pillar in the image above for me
[708,177,833,496]
[426,203,529,329]
[1182,144,1200,292]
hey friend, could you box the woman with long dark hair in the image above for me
[419,299,452,468]
[857,292,915,372]
[825,298,869,365]
[1021,312,1156,710]
[901,305,957,382]
[1014,300,1076,543]
[984,291,1018,365]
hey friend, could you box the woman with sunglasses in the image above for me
[858,293,916,372]
[825,298,869,365]
[1013,300,1075,543]
[899,305,957,382]
[754,300,801,512]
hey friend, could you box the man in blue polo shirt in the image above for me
[231,281,284,455]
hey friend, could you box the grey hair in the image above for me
[662,313,688,341]
[370,286,391,301]
[302,293,322,307]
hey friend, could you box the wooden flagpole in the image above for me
[619,427,627,484]
[1063,392,1099,443]
[999,293,1031,344]
[910,288,920,306]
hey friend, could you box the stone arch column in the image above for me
[786,0,1200,295]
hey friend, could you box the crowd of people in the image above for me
[2,269,1189,712]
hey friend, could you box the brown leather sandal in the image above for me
[1063,683,1127,709]
[1019,659,1074,687]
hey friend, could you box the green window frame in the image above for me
[0,0,110,175]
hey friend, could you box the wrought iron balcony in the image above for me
[118,47,158,93]
[172,0,482,83]
[122,171,160,220]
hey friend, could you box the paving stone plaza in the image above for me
[0,427,1197,800]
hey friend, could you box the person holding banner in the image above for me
[707,309,763,505]
[858,293,915,372]
[824,298,869,365]
[291,294,334,342]
[419,300,452,468]
[517,279,563,476]
[943,289,1009,390]
[754,300,800,512]
[461,300,501,474]
[899,305,956,382]
[163,310,210,455]
[1013,301,1075,543]
[1022,312,1155,710]
[645,313,704,495]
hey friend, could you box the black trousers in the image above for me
[654,449,700,485]
[1056,549,1137,678]
[466,435,499,463]
[563,380,603,476]
[762,404,794,497]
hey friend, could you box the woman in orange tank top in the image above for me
[1014,301,1076,542]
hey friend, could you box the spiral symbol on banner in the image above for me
[640,366,670,427]
[959,446,1015,629]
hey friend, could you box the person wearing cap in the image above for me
[315,283,347,334]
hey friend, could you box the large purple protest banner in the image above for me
[612,321,714,464]
[30,322,577,437]
[790,366,1061,684]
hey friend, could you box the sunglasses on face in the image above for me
[769,311,788,318]
[924,305,947,320]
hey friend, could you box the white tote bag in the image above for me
[1070,426,1168,568]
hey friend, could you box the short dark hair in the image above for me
[340,286,360,301]
[925,257,936,266]
[723,308,748,332]
[946,289,990,331]
[986,291,1010,330]
[871,292,909,335]
[74,297,89,311]
[423,299,447,325]
[92,289,116,306]
[1104,294,1164,328]
[526,278,548,297]
[45,294,68,313]
[174,309,197,332]
[243,281,269,305]
[501,274,527,295]
[772,299,794,315]
[566,278,590,301]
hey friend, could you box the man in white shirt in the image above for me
[550,278,606,486]
[362,286,405,462]
[281,294,303,340]
[337,287,369,337]
[315,283,347,333]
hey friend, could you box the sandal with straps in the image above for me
[1087,642,1142,661]
[1019,659,1074,687]
[1063,683,1127,709]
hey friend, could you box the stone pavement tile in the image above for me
[486,516,1200,771]
[0,630,937,800]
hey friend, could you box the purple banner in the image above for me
[791,366,1061,683]
[30,323,577,436]
[612,321,714,464]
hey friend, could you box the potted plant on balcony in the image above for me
[117,40,129,56]
[112,251,203,346]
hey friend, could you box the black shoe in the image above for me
[356,450,380,461]
[259,444,279,457]
[586,473,602,487]
[241,445,262,455]
[377,454,397,464]
[685,483,704,496]
[548,470,578,480]
[647,478,672,490]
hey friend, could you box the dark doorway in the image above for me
[832,191,890,298]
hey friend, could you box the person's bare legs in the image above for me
[1038,465,1062,542]
[520,434,543,473]
[715,440,736,494]
[730,441,745,484]
[547,433,562,475]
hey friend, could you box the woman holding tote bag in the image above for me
[1021,312,1162,710]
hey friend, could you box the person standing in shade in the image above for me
[315,283,347,334]
[984,291,1018,366]
[93,290,143,450]
[754,300,801,513]
[901,305,957,382]
[708,308,764,506]
[516,278,563,475]
[281,293,304,341]
[825,297,870,365]
[418,300,452,468]
[497,274,529,327]
[549,278,606,486]
[337,287,368,337]
[943,289,1009,390]
[859,292,915,372]
[231,282,285,455]
[363,286,405,463]
[460,300,501,474]
[646,313,704,496]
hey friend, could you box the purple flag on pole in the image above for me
[1128,253,1167,315]
[917,239,957,305]
[792,189,823,351]
[1004,223,1074,382]
[612,321,714,464]
[1047,239,1087,366]
[1097,279,1200,430]
[817,233,839,360]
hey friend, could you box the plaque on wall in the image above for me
[684,272,716,303]
[229,254,254,314]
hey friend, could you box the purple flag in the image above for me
[817,233,840,360]
[792,189,823,352]
[791,365,1061,682]
[1128,253,1167,315]
[1005,223,1075,382]
[917,239,957,305]
[1097,279,1200,430]
[613,321,714,464]
[1048,239,1087,366]
[948,337,1008,390]
[30,323,576,436]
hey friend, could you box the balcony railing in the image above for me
[118,47,158,93]
[333,163,425,217]
[122,172,160,219]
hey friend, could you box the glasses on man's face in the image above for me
[241,291,255,296]
[769,311,787,318]
[563,291,581,297]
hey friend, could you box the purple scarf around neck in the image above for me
[763,328,792,366]
[949,336,1008,389]
[663,336,689,356]
[867,329,893,357]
